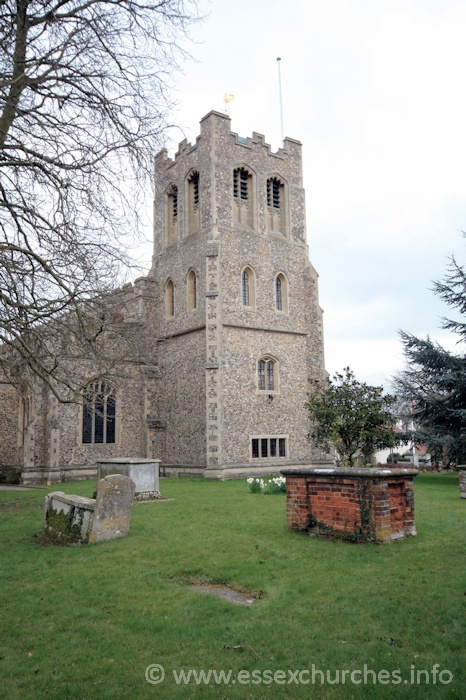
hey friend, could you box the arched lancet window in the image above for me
[233,166,254,228]
[165,278,174,318]
[82,382,116,444]
[187,269,197,311]
[186,170,200,235]
[257,356,278,392]
[267,176,287,235]
[241,266,255,308]
[166,184,178,245]
[275,273,288,313]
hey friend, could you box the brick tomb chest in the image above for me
[281,467,419,543]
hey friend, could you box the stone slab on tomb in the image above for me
[96,458,161,500]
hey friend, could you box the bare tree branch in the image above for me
[0,0,201,398]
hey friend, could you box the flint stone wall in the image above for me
[282,467,419,543]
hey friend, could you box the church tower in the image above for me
[150,111,326,478]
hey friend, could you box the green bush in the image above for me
[5,468,21,485]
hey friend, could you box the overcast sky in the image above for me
[140,0,466,390]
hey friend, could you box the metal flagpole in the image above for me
[277,57,284,143]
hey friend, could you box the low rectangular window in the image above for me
[251,436,287,460]
[279,437,286,457]
[261,438,268,458]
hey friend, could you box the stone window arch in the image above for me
[241,266,255,308]
[275,272,288,313]
[165,278,175,318]
[165,184,178,246]
[233,165,256,229]
[267,175,288,236]
[257,355,279,393]
[186,169,200,235]
[82,382,116,444]
[187,268,197,311]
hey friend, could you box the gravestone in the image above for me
[96,458,160,500]
[43,474,136,544]
[43,492,96,544]
[88,474,135,543]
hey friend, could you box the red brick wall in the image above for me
[283,468,417,543]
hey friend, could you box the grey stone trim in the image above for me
[158,324,206,340]
[223,323,308,336]
[281,467,420,479]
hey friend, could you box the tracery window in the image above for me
[82,383,116,444]
[257,356,278,392]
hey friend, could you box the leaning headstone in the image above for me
[88,474,135,543]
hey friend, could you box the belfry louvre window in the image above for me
[187,170,200,234]
[233,166,254,228]
[251,436,287,459]
[257,356,277,392]
[82,383,116,444]
[267,178,281,208]
[234,167,250,200]
[166,184,178,245]
[266,176,286,235]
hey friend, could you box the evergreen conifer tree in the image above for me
[395,251,466,466]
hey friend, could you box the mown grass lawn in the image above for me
[0,473,464,699]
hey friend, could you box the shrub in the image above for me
[5,469,21,485]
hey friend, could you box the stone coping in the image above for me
[281,467,419,479]
[457,465,466,470]
[48,492,96,509]
[95,458,160,465]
